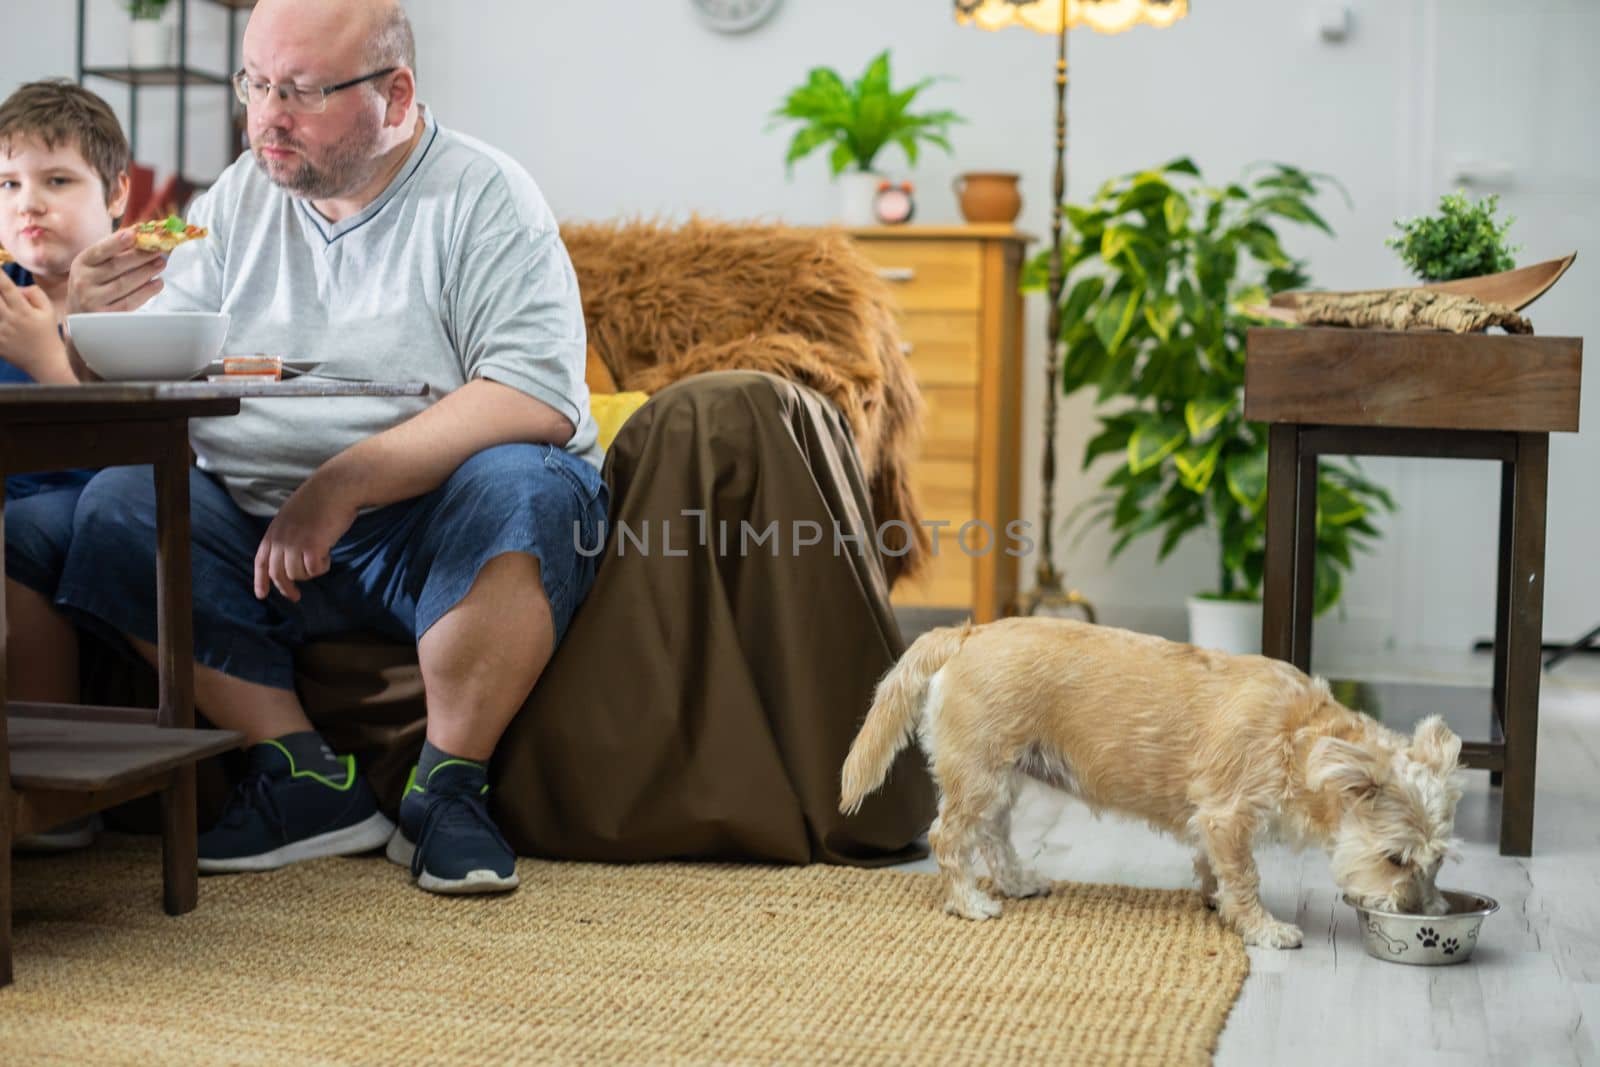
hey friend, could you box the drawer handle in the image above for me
[878,266,917,283]
[899,340,915,356]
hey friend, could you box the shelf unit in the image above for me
[75,0,257,186]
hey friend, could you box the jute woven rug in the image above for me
[1,835,1247,1065]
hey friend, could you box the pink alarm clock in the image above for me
[873,180,915,225]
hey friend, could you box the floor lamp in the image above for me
[953,0,1189,620]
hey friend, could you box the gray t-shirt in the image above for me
[147,107,597,517]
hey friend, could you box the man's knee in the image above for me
[442,443,601,518]
[4,488,82,592]
[415,445,602,644]
[446,443,546,499]
[74,466,159,541]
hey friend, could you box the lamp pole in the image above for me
[955,0,1188,618]
[1013,7,1095,621]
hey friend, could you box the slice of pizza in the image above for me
[0,245,13,265]
[131,214,208,254]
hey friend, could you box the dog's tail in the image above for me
[839,623,976,815]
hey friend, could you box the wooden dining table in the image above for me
[0,376,427,987]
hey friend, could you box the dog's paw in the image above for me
[1243,920,1304,950]
[945,890,1004,921]
[996,870,1053,899]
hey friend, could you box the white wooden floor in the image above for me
[889,648,1600,1066]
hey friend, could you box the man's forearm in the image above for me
[312,378,577,510]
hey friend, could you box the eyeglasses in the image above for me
[232,67,397,114]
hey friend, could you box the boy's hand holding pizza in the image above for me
[0,268,72,383]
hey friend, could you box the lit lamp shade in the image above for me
[954,0,1188,34]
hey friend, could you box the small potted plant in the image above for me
[127,0,175,69]
[1032,158,1394,653]
[770,49,962,226]
[1387,190,1519,282]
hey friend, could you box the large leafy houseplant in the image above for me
[1033,159,1394,614]
[1386,190,1519,281]
[770,50,962,176]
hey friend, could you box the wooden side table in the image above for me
[0,377,426,987]
[847,225,1030,622]
[1245,327,1583,857]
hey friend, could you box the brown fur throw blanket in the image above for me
[561,218,929,578]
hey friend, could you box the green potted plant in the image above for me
[770,49,962,226]
[1386,190,1519,281]
[127,0,175,69]
[1030,158,1394,652]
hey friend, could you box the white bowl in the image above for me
[66,311,230,382]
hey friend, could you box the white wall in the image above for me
[4,0,1595,657]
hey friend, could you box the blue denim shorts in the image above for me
[55,443,608,691]
[4,485,85,596]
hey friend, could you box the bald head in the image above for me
[365,0,416,71]
[241,0,421,206]
[246,0,414,82]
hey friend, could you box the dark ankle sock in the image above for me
[417,740,485,787]
[272,730,348,783]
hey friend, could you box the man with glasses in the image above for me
[60,0,603,895]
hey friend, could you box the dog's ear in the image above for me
[1409,715,1463,774]
[1306,736,1387,799]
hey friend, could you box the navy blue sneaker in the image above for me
[198,740,394,873]
[384,760,519,894]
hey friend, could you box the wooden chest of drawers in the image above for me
[847,225,1029,622]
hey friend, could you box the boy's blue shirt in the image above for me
[2,260,95,500]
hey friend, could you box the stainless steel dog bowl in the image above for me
[1343,889,1499,965]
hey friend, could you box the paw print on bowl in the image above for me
[1442,937,1461,955]
[1417,927,1440,948]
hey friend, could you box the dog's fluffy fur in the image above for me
[839,618,1463,948]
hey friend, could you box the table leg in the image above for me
[1491,461,1514,788]
[1500,433,1549,857]
[0,785,10,989]
[153,424,199,914]
[0,491,12,987]
[1290,446,1318,673]
[1263,425,1299,663]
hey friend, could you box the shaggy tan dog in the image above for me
[840,618,1463,948]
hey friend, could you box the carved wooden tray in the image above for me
[1268,252,1577,312]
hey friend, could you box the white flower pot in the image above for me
[836,171,882,227]
[1186,595,1263,655]
[130,18,174,68]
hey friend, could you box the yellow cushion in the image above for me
[585,345,620,394]
[590,390,651,451]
